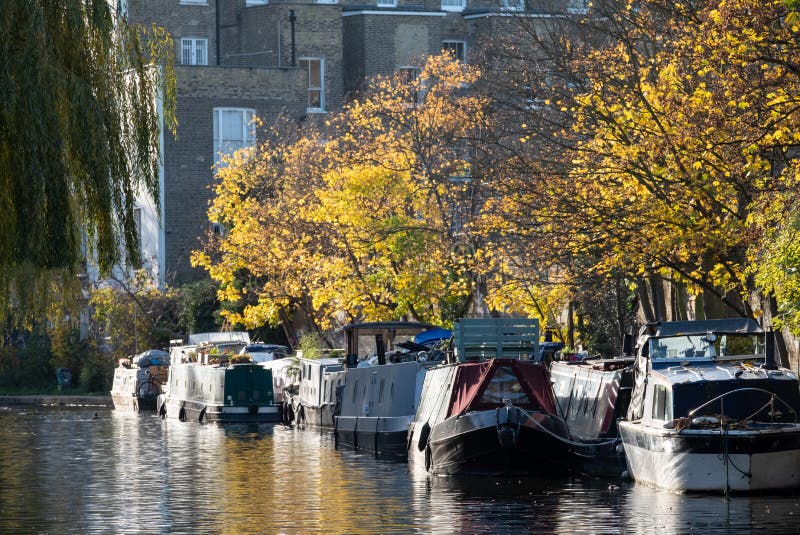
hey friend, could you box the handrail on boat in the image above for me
[687,387,797,423]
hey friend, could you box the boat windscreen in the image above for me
[672,379,800,422]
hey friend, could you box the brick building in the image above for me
[123,0,586,286]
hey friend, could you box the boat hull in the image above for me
[424,407,570,476]
[335,415,410,459]
[160,396,280,423]
[619,421,800,492]
[294,400,336,429]
[111,393,157,412]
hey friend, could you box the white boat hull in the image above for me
[620,421,800,492]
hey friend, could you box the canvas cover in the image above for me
[447,359,557,417]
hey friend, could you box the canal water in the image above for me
[1,406,799,534]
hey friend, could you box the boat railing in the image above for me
[687,387,798,424]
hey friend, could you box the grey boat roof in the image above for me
[646,319,762,337]
[187,331,250,345]
[652,361,797,385]
[341,321,439,333]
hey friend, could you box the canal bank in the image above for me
[0,395,112,407]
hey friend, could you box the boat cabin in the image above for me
[628,319,800,424]
[343,321,445,367]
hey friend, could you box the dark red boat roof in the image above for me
[447,358,557,417]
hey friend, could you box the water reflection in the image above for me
[1,406,799,533]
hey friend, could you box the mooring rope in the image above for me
[516,406,621,448]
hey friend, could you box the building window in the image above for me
[441,0,465,11]
[181,38,208,65]
[567,0,588,14]
[246,0,268,4]
[299,58,325,112]
[376,0,396,5]
[180,0,208,5]
[213,108,256,166]
[442,40,466,62]
[133,207,142,251]
[501,0,525,10]
[398,66,421,82]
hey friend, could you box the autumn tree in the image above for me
[194,56,491,338]
[475,0,800,353]
[0,1,175,326]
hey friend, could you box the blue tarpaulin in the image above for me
[414,328,452,347]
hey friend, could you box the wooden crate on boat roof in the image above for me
[453,318,539,362]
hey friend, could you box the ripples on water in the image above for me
[1,406,799,534]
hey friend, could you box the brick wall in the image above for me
[128,0,220,65]
[163,66,306,282]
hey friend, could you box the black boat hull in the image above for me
[426,407,570,476]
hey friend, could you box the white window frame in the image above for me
[567,0,588,14]
[181,37,208,66]
[299,58,325,113]
[376,0,397,6]
[212,108,256,167]
[442,40,467,63]
[500,0,525,11]
[441,0,466,12]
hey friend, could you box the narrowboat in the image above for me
[549,356,634,475]
[157,332,280,423]
[110,349,170,412]
[408,318,570,475]
[291,357,345,428]
[618,319,800,492]
[334,322,449,459]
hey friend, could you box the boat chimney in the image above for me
[622,332,634,357]
[376,334,386,366]
[765,328,779,370]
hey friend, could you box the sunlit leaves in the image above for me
[193,56,489,334]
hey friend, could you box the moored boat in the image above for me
[110,349,169,412]
[291,357,345,428]
[157,332,280,423]
[549,356,634,475]
[618,319,800,493]
[408,318,570,475]
[334,322,449,458]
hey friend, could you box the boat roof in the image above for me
[645,319,762,337]
[187,331,250,345]
[341,321,439,333]
[651,361,797,385]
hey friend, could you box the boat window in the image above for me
[649,333,764,359]
[651,384,669,421]
[479,366,531,406]
[253,390,260,401]
[378,379,385,403]
[352,380,359,403]
[239,391,246,401]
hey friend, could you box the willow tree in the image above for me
[0,1,175,324]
